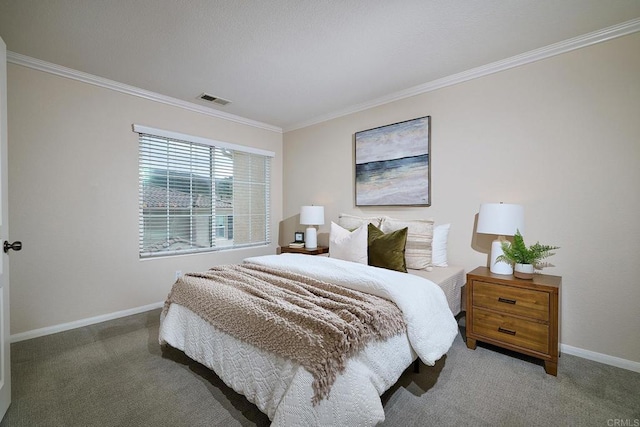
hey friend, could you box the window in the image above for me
[134,125,273,258]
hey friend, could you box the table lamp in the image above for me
[300,205,325,249]
[477,202,524,275]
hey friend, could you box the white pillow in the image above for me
[432,224,450,267]
[381,217,434,270]
[329,222,368,264]
[337,213,383,230]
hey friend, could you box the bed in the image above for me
[408,265,465,316]
[159,254,463,426]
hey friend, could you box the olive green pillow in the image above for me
[367,224,408,273]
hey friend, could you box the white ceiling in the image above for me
[1,1,640,131]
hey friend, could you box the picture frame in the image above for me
[354,116,431,206]
[294,232,304,243]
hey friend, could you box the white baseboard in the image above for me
[10,301,165,343]
[10,304,640,374]
[561,343,640,373]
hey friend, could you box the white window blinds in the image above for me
[135,125,273,258]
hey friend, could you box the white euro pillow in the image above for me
[432,223,450,267]
[329,222,368,264]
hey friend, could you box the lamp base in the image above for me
[305,227,318,249]
[489,237,513,275]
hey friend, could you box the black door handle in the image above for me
[3,241,22,253]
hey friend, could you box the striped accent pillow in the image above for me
[381,217,434,270]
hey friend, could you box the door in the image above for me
[0,36,11,419]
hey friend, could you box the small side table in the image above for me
[466,266,561,375]
[279,246,329,255]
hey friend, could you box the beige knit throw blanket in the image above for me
[162,263,406,404]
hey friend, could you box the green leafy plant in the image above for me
[496,230,559,268]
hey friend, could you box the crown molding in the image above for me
[284,17,640,132]
[7,17,639,135]
[6,52,283,134]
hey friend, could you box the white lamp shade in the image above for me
[300,206,325,226]
[477,203,524,236]
[477,202,524,275]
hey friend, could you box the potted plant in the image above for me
[496,230,560,279]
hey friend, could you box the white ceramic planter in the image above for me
[514,263,535,279]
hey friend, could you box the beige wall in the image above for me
[7,65,283,334]
[6,31,639,365]
[283,33,640,363]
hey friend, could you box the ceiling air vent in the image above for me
[198,93,231,106]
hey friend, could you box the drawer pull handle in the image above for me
[498,297,516,304]
[498,327,516,336]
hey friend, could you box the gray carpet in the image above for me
[1,309,638,426]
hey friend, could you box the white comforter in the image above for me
[159,254,458,426]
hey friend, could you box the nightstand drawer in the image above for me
[473,281,549,321]
[472,308,549,354]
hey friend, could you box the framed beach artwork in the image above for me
[355,116,431,206]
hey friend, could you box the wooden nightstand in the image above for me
[279,246,329,255]
[465,267,561,375]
